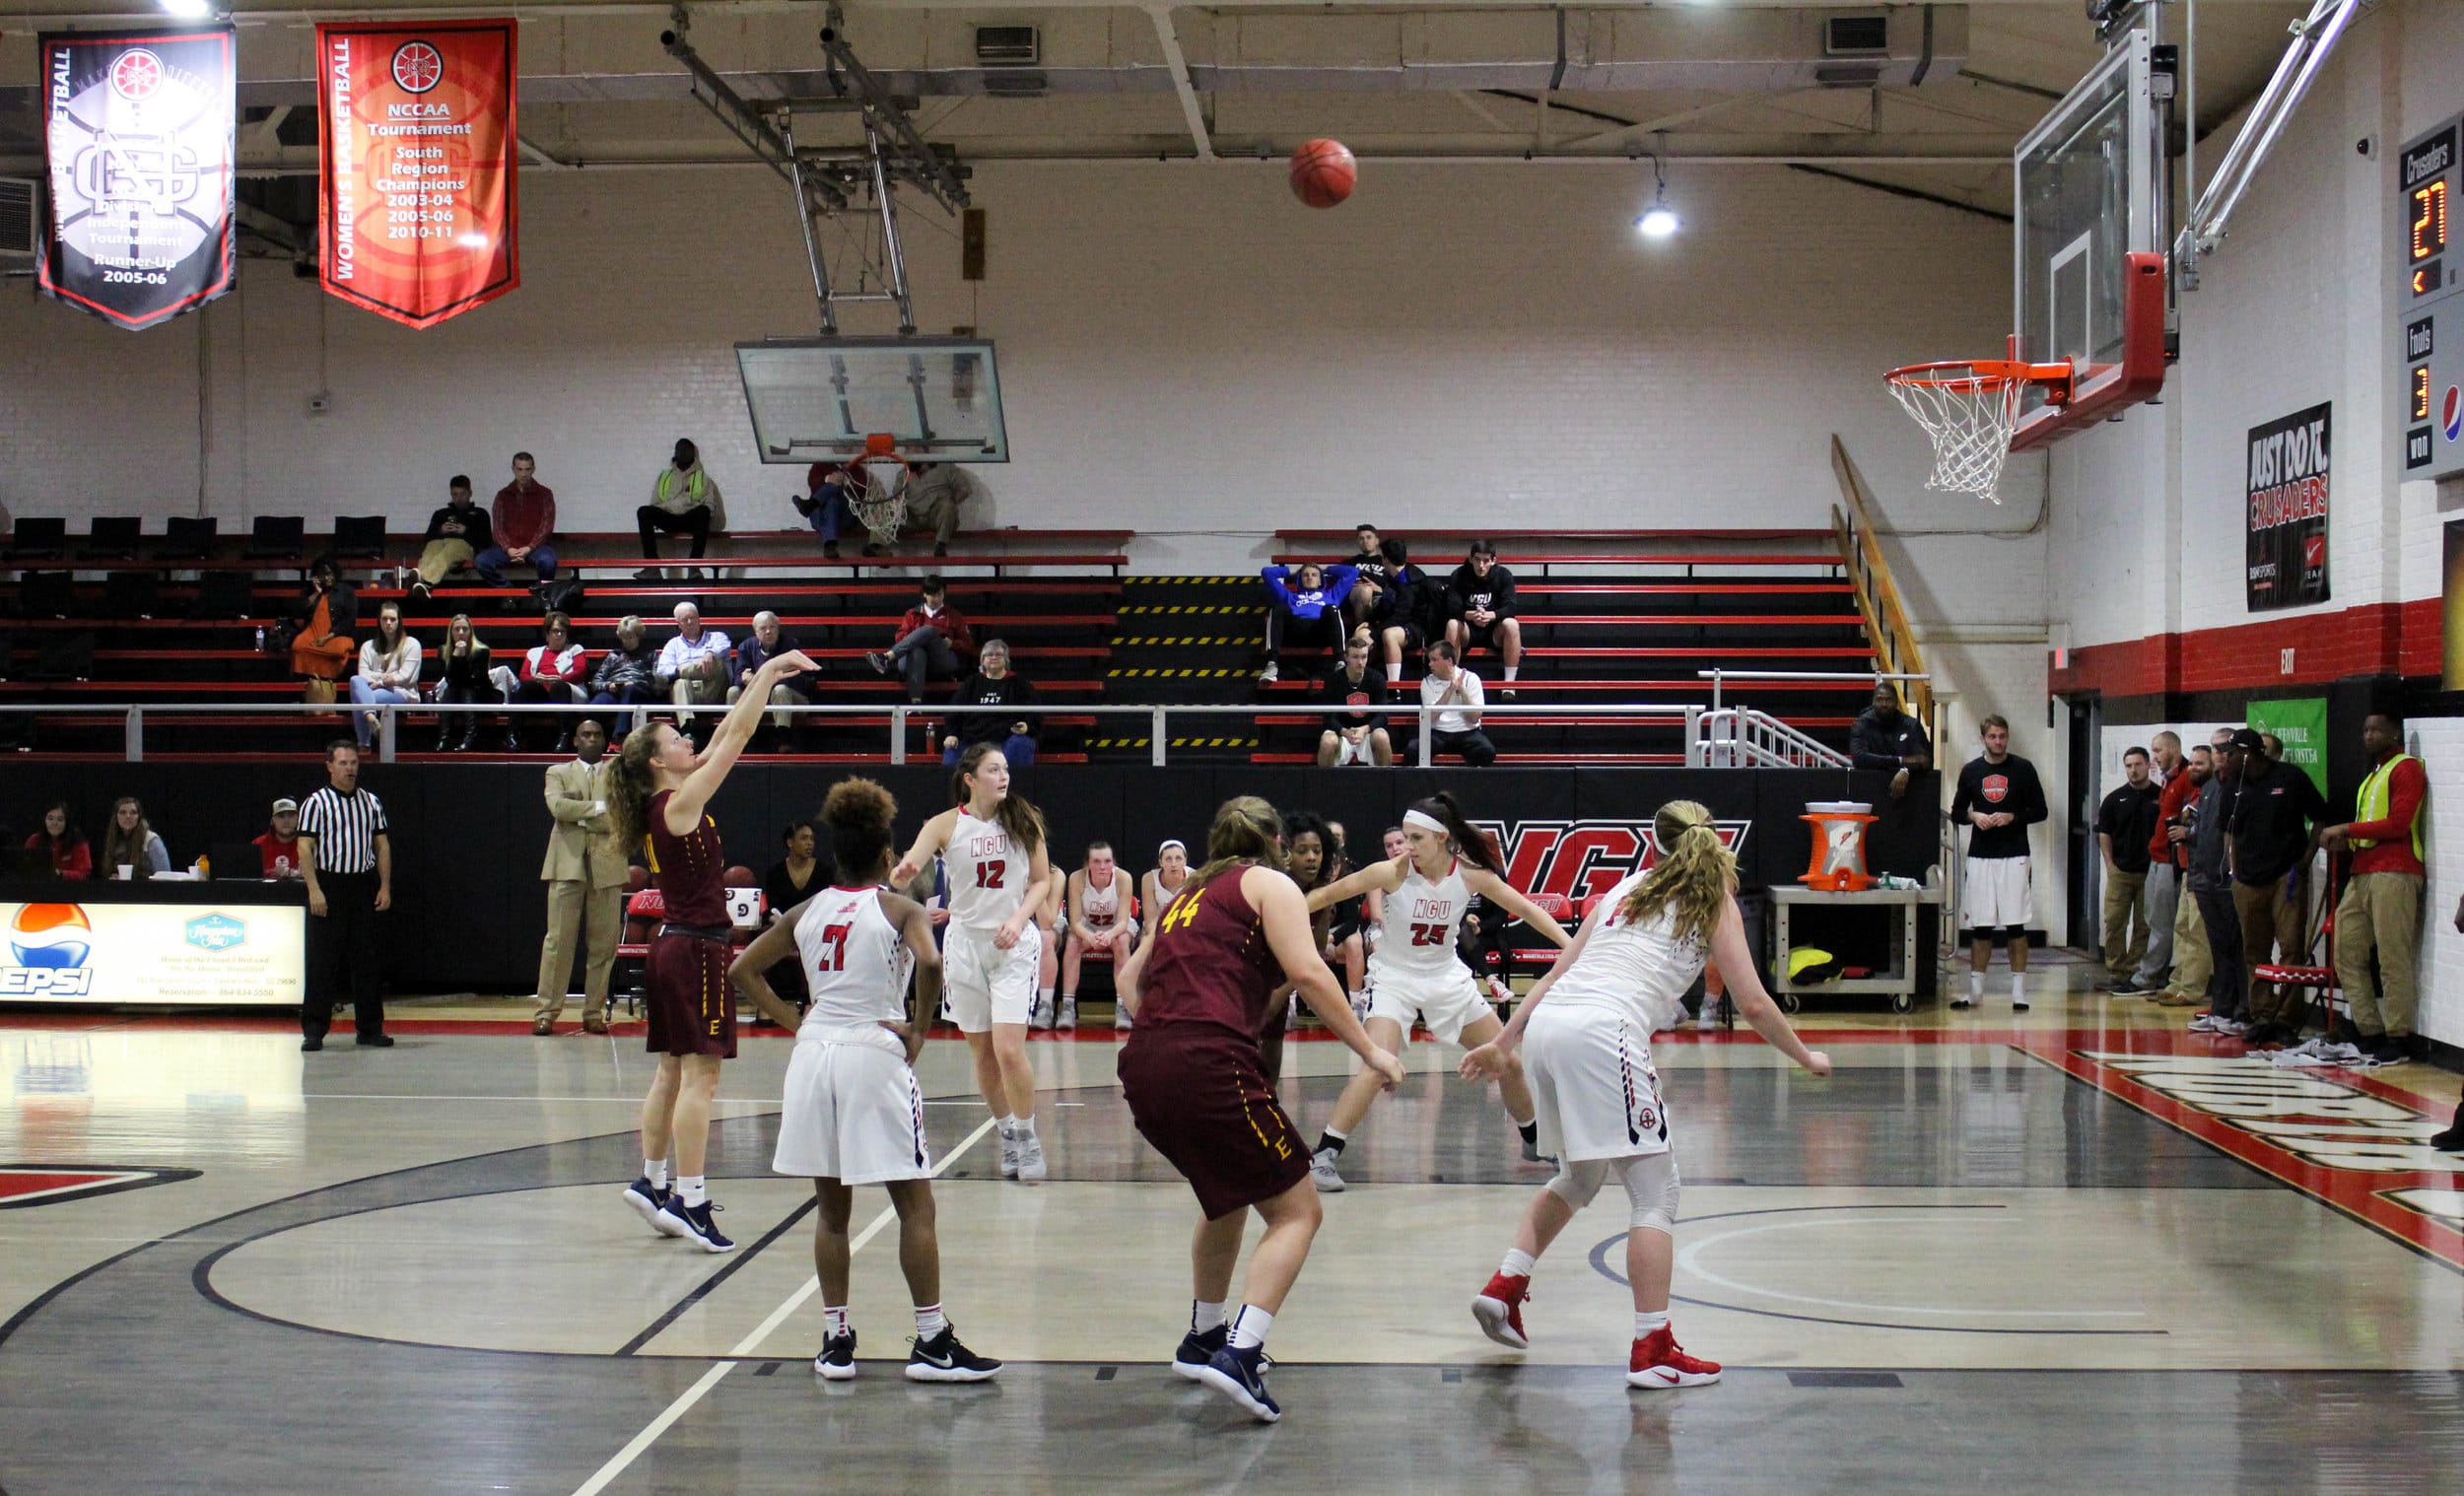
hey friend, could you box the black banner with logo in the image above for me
[2246,401,2332,612]
[35,27,236,331]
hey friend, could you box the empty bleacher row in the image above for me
[1,516,1880,763]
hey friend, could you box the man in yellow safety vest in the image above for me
[638,437,725,579]
[2315,712,2427,1065]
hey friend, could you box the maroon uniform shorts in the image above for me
[1120,1024,1309,1220]
[646,930,736,1059]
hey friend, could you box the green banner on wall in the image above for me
[2246,698,2329,796]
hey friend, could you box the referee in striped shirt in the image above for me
[299,740,394,1051]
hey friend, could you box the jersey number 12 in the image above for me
[977,861,1006,890]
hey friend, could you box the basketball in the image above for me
[1289,139,1357,209]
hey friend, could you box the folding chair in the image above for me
[611,888,665,1019]
[18,572,74,620]
[245,515,307,562]
[193,571,256,620]
[103,571,160,621]
[88,516,142,560]
[332,515,387,560]
[161,515,218,561]
[2252,884,2343,1036]
[4,517,67,563]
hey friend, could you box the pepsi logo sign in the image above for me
[5,904,94,996]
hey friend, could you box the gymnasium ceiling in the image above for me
[0,1,2313,217]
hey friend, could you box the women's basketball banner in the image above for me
[2244,401,2332,612]
[316,19,519,329]
[35,27,237,331]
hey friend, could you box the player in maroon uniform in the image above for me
[1114,796,1404,1422]
[607,646,817,1252]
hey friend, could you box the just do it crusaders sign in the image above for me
[317,20,518,328]
[2246,402,2332,612]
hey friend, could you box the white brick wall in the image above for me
[2399,718,2461,1046]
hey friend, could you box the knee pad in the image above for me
[1545,1157,1608,1209]
[1621,1151,1679,1235]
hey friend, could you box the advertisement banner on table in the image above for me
[316,19,518,328]
[2245,697,2329,797]
[35,27,236,331]
[1,901,303,1006]
[2245,402,2332,612]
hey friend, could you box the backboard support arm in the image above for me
[2175,0,2366,286]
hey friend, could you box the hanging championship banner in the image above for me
[316,19,518,328]
[35,27,237,331]
[2244,401,2332,612]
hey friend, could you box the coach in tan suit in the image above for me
[532,718,631,1034]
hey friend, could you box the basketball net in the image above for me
[845,434,913,547]
[1884,352,2072,503]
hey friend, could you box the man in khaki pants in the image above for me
[532,717,630,1035]
[2317,713,2428,1065]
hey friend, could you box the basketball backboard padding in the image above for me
[2011,251,2168,450]
[735,336,1008,463]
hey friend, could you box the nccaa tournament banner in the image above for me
[2245,401,2332,612]
[35,27,236,331]
[317,19,518,328]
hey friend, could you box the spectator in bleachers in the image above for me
[1849,682,1933,799]
[347,600,424,751]
[24,802,91,880]
[255,797,304,879]
[477,450,560,587]
[1444,541,1522,697]
[410,476,491,599]
[654,600,733,731]
[287,557,358,707]
[729,610,815,745]
[495,610,590,752]
[903,462,982,558]
[1417,640,1495,766]
[637,438,722,579]
[791,462,858,561]
[585,615,657,737]
[867,575,973,705]
[1338,522,1392,639]
[1373,538,1437,682]
[1258,561,1354,684]
[1317,634,1393,767]
[940,638,1041,766]
[103,796,170,880]
[433,613,503,753]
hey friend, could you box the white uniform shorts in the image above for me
[946,922,1043,1033]
[1522,1000,1671,1162]
[772,1029,932,1185]
[1330,732,1375,766]
[1365,960,1496,1047]
[1961,854,2033,931]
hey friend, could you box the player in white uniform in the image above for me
[1131,840,1192,1033]
[893,742,1056,1182]
[1057,842,1139,1033]
[1301,793,1572,1191]
[1459,800,1829,1391]
[731,778,1000,1384]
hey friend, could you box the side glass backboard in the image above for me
[2014,28,2156,429]
[736,337,1008,462]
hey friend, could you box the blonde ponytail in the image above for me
[1616,800,1734,949]
[1185,795,1287,898]
[607,723,662,852]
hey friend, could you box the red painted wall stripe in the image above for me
[2050,598,2444,699]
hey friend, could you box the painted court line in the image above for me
[568,1113,1001,1496]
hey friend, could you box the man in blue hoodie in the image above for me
[1259,560,1355,683]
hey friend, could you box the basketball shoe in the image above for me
[1308,1147,1346,1192]
[1196,1344,1280,1422]
[1471,1272,1531,1350]
[813,1329,857,1381]
[622,1177,681,1237]
[1015,1130,1049,1183]
[1626,1326,1721,1389]
[657,1197,734,1254]
[906,1325,1003,1383]
[1173,1324,1228,1380]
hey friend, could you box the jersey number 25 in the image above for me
[1411,921,1450,947]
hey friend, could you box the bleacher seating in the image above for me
[1,520,1880,763]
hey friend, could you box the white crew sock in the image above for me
[915,1303,947,1337]
[823,1305,850,1336]
[1191,1299,1227,1333]
[1503,665,1519,681]
[2011,971,2026,1002]
[1014,1114,1038,1138]
[645,1157,669,1190]
[1229,1305,1275,1350]
[1967,971,1983,1003]
[1499,1248,1537,1279]
[679,1175,707,1207]
[1635,1310,1670,1338]
[1038,986,1055,1011]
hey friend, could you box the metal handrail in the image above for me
[1696,708,1851,770]
[0,698,1737,768]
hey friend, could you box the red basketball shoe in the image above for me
[1627,1326,1721,1389]
[1471,1272,1531,1350]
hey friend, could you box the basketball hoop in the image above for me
[1884,355,2072,502]
[844,434,914,548]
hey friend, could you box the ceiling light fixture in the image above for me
[1634,157,1680,239]
[160,0,213,18]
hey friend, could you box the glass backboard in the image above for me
[2014,28,2159,437]
[735,336,1008,463]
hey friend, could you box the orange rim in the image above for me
[1884,358,2074,400]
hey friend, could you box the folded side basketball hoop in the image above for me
[1884,353,2072,502]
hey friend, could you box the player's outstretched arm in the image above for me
[1708,896,1829,1076]
[1463,867,1572,948]
[729,899,810,1034]
[1305,853,1403,914]
[673,652,819,828]
[891,807,960,887]
[1254,868,1403,1090]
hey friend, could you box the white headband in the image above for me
[1158,839,1187,854]
[1403,808,1449,836]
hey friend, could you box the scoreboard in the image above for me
[2400,110,2464,479]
